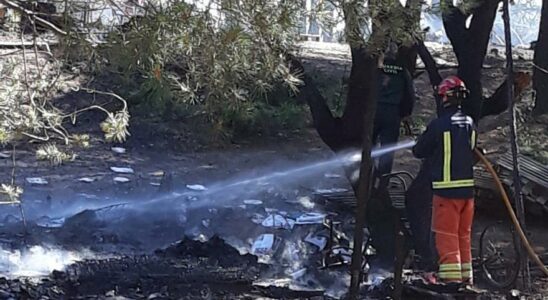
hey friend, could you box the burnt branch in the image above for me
[416,39,443,112]
[482,72,532,117]
[416,39,442,87]
[442,5,468,57]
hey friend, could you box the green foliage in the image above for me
[0,184,23,204]
[88,0,419,136]
[92,1,303,128]
[271,102,309,130]
[405,116,428,136]
[0,18,130,203]
[61,0,424,141]
[217,100,308,138]
[335,0,421,54]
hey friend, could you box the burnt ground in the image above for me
[0,42,547,299]
[0,127,361,299]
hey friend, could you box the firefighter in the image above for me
[373,43,416,188]
[412,76,477,287]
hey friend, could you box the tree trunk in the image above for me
[348,53,378,299]
[401,0,422,75]
[533,0,548,115]
[290,1,420,293]
[340,1,383,296]
[443,0,500,121]
[341,46,376,148]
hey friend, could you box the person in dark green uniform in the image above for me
[373,43,416,187]
[367,43,416,269]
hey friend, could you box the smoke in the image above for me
[0,246,97,277]
[325,273,351,299]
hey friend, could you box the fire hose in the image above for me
[475,149,548,277]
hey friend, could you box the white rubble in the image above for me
[78,177,96,183]
[110,167,134,174]
[315,188,348,194]
[111,147,126,154]
[295,212,326,225]
[251,234,275,255]
[304,232,327,251]
[186,184,207,191]
[243,199,263,205]
[261,214,295,230]
[114,177,130,183]
[26,177,48,185]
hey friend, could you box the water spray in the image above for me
[348,139,416,163]
[136,139,417,209]
[34,139,417,219]
[207,139,415,192]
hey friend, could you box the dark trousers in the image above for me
[367,105,402,268]
[372,105,401,187]
[405,162,436,271]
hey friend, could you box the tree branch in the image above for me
[287,55,342,150]
[442,0,500,120]
[78,87,128,111]
[415,38,443,112]
[415,39,442,87]
[482,71,532,117]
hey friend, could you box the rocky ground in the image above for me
[0,40,546,299]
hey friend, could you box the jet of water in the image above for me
[349,139,417,162]
[43,139,417,217]
[217,139,417,192]
[135,139,417,209]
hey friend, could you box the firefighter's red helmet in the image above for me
[438,76,469,100]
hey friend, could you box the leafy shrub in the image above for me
[216,100,308,139]
[89,0,303,137]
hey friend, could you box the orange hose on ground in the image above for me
[475,149,548,277]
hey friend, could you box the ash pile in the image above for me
[0,188,361,299]
[0,236,328,299]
